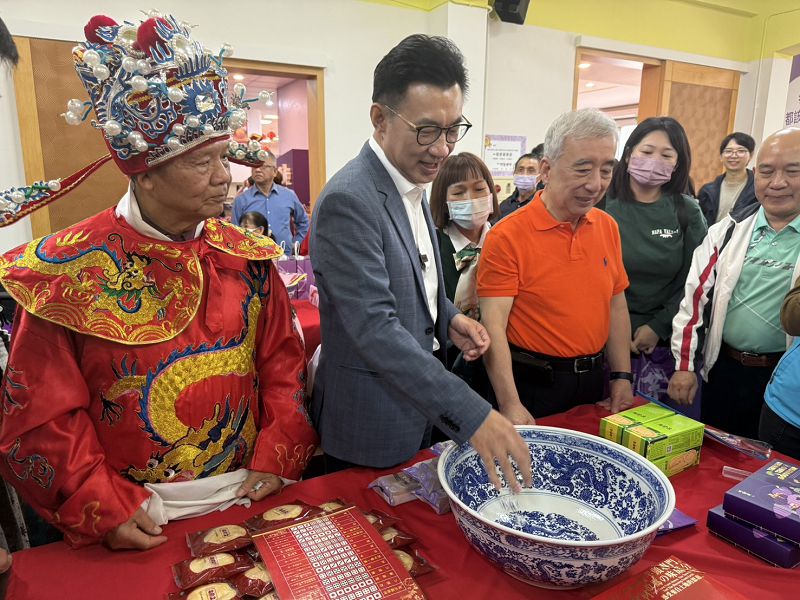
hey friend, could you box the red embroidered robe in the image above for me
[0,209,318,547]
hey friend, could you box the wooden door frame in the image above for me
[225,58,326,212]
[573,47,662,111]
[11,38,327,237]
[12,37,51,237]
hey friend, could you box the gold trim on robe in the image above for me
[0,210,283,345]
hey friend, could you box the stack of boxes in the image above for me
[599,403,705,477]
[707,460,800,568]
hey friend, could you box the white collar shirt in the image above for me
[444,221,491,253]
[369,137,439,349]
[115,183,205,241]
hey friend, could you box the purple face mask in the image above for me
[627,156,675,187]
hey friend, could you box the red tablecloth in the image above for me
[5,402,796,599]
[291,299,320,361]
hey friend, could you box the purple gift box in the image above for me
[707,505,800,568]
[722,459,800,546]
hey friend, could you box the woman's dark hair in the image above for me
[719,132,755,154]
[0,19,18,67]
[372,34,468,107]
[239,211,269,231]
[608,116,692,202]
[429,153,499,230]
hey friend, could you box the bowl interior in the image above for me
[440,426,674,543]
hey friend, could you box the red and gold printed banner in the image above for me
[252,506,425,600]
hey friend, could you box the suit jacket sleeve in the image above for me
[250,262,318,479]
[312,190,490,443]
[0,310,150,548]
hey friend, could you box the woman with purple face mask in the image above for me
[603,117,708,414]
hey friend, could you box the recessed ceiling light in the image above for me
[261,114,279,120]
[260,119,273,125]
[578,62,591,69]
[585,82,596,88]
[233,74,244,81]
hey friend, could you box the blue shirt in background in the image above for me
[232,183,309,250]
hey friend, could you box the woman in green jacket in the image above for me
[604,117,707,414]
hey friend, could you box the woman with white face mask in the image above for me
[603,117,707,415]
[429,153,499,399]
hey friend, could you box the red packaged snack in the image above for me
[242,544,261,563]
[187,524,253,558]
[231,562,274,597]
[379,526,415,549]
[243,500,323,534]
[393,549,435,578]
[362,509,399,530]
[172,552,253,590]
[317,498,354,513]
[166,582,242,599]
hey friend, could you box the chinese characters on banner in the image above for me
[784,55,800,127]
[483,134,527,178]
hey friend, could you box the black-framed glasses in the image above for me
[383,104,472,145]
[722,148,749,157]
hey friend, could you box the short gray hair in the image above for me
[543,109,618,163]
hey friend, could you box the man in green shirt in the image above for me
[669,127,800,438]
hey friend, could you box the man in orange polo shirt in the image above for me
[478,109,634,422]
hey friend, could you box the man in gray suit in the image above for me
[310,35,531,491]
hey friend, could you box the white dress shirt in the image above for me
[369,137,440,348]
[115,184,205,240]
[445,221,490,319]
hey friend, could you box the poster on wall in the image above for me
[785,55,800,126]
[483,134,527,178]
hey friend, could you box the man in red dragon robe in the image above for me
[0,11,317,551]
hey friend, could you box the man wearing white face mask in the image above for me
[494,153,540,222]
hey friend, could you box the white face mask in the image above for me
[447,195,493,230]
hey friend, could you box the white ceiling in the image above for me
[576,54,643,113]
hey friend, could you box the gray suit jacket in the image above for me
[309,142,491,467]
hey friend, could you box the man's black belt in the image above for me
[509,344,604,374]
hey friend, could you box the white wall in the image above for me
[428,3,488,158]
[278,79,309,154]
[483,20,795,158]
[0,64,31,253]
[0,0,429,199]
[484,21,578,153]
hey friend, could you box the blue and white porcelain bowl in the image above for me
[437,426,675,589]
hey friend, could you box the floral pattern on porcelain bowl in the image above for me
[437,426,675,589]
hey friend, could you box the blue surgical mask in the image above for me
[447,195,493,229]
[513,174,538,192]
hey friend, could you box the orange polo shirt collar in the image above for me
[529,190,596,231]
